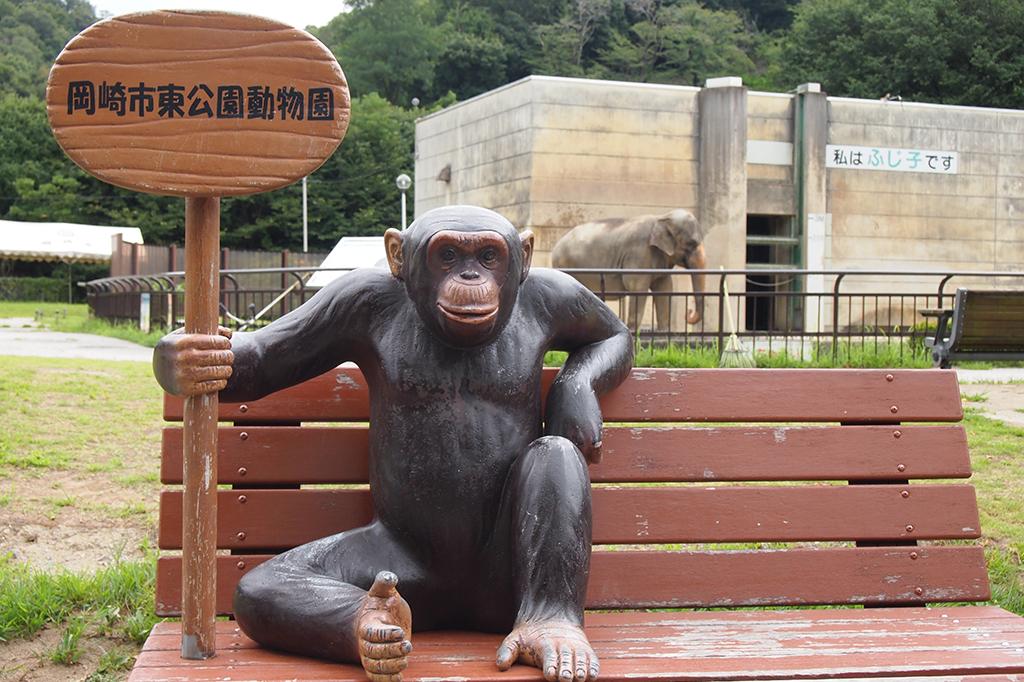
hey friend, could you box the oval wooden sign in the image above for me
[46,11,350,197]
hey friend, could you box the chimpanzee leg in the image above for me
[484,435,592,628]
[233,520,428,662]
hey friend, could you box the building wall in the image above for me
[416,76,699,266]
[415,76,1024,332]
[747,92,794,216]
[526,77,700,259]
[415,79,536,228]
[827,98,1024,272]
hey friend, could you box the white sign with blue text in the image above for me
[826,144,958,174]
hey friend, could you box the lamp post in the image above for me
[302,176,308,252]
[396,173,412,230]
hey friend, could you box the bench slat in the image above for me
[132,607,1024,681]
[154,545,990,616]
[161,424,971,484]
[158,485,980,550]
[140,605,1024,645]
[163,368,963,423]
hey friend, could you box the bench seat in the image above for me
[135,607,1024,681]
[927,288,1024,367]
[131,367,1024,682]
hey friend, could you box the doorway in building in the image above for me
[745,215,802,332]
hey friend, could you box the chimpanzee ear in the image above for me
[519,230,534,284]
[384,228,404,279]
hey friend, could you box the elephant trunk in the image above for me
[685,243,707,325]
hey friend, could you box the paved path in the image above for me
[0,322,152,362]
[956,367,1024,383]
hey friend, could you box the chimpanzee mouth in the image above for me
[437,302,499,325]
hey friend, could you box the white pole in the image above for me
[302,176,308,253]
[401,190,407,230]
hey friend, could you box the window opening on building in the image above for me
[745,214,802,332]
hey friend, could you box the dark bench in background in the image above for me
[927,288,1024,367]
[129,367,1024,681]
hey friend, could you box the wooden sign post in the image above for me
[46,11,350,660]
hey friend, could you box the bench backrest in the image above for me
[951,288,1024,351]
[155,368,989,616]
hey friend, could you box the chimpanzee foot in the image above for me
[356,571,413,682]
[495,620,599,682]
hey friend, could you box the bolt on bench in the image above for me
[131,367,1024,681]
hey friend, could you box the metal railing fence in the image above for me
[82,267,1024,361]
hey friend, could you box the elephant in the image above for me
[550,209,707,332]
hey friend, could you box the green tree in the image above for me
[529,0,614,76]
[452,0,569,81]
[432,4,510,100]
[599,0,755,85]
[316,0,440,106]
[778,0,1024,108]
[0,0,96,98]
[705,0,799,32]
[0,93,184,244]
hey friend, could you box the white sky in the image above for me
[91,1,346,31]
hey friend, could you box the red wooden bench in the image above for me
[131,368,1024,681]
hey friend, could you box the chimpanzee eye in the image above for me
[480,248,497,266]
[440,247,457,264]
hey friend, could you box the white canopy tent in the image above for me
[306,236,386,288]
[0,220,144,263]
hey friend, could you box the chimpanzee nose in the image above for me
[461,270,480,280]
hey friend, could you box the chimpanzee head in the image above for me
[384,206,534,348]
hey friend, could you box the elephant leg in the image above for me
[651,276,673,332]
[622,275,649,333]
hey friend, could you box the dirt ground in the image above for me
[0,627,123,682]
[0,508,152,573]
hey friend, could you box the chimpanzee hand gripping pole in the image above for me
[47,11,350,659]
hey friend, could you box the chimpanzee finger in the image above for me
[558,645,573,681]
[575,652,589,682]
[543,643,559,682]
[189,349,234,367]
[368,571,399,598]
[365,672,402,682]
[361,640,412,660]
[495,637,519,670]
[362,623,405,643]
[362,655,408,674]
[217,325,233,339]
[589,657,600,680]
[187,334,232,350]
[187,365,232,383]
[191,380,227,395]
[589,440,603,464]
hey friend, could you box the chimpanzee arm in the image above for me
[220,269,399,402]
[530,269,633,461]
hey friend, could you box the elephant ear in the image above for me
[650,220,676,257]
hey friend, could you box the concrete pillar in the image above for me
[698,76,748,332]
[794,83,829,332]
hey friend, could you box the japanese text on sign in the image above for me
[825,144,958,175]
[66,81,335,121]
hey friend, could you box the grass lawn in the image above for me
[0,352,1022,679]
[0,355,163,679]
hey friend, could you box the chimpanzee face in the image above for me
[384,206,533,348]
[426,230,510,344]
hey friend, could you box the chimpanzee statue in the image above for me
[154,205,633,682]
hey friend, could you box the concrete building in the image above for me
[414,75,1024,332]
